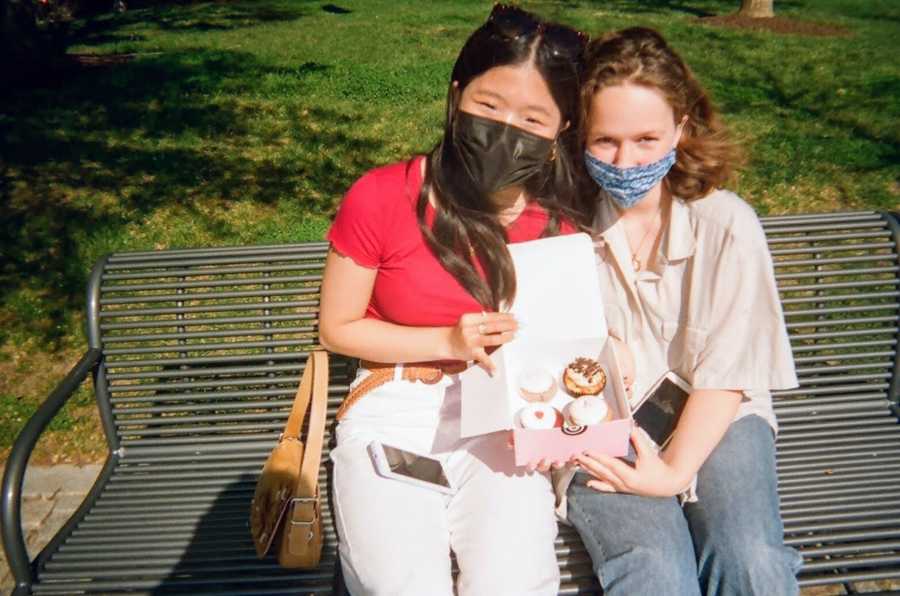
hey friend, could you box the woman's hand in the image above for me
[527,457,568,474]
[574,428,687,498]
[448,311,517,373]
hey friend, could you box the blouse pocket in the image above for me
[656,320,708,374]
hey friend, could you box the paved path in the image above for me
[0,464,102,593]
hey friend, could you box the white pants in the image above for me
[330,368,560,596]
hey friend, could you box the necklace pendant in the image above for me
[632,256,641,271]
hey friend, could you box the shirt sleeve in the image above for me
[690,217,799,392]
[326,171,384,269]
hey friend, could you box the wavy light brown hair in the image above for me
[579,27,740,207]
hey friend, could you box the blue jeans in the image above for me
[566,415,802,596]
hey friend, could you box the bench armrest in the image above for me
[1,348,101,593]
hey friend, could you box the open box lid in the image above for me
[459,233,610,438]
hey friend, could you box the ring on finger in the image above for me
[478,323,487,335]
[481,310,487,322]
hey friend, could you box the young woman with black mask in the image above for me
[318,5,586,595]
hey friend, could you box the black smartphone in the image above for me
[632,372,692,448]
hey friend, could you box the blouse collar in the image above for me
[594,195,697,272]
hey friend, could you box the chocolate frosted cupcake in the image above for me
[563,357,607,396]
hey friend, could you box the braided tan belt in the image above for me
[335,359,468,420]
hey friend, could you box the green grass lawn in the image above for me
[1,0,898,462]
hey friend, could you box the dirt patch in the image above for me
[0,342,107,466]
[700,14,852,37]
[68,52,163,67]
[4,52,161,92]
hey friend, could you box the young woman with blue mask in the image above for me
[558,27,804,595]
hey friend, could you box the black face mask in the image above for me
[453,111,555,196]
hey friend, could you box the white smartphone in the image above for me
[367,441,455,495]
[632,371,693,449]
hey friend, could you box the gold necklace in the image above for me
[628,207,662,271]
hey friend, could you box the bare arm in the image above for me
[659,389,742,489]
[318,249,516,370]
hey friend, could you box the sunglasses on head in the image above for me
[487,3,588,60]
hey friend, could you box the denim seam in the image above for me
[567,491,607,589]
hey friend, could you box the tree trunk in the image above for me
[738,0,774,18]
[1,0,71,86]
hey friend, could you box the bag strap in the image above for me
[299,350,329,490]
[282,351,321,441]
[288,351,329,523]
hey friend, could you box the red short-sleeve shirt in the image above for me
[327,156,576,326]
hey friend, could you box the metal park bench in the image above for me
[3,209,899,595]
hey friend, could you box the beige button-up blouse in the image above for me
[594,189,799,431]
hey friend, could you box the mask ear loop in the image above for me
[548,118,571,162]
[662,116,688,196]
[448,81,462,140]
[673,114,688,150]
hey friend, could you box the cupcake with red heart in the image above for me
[517,403,564,430]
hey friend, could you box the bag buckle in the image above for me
[289,497,318,544]
[289,497,318,524]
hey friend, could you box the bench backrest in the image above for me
[763,212,899,418]
[87,242,351,459]
[85,212,900,459]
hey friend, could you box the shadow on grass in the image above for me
[759,68,899,169]
[0,48,383,348]
[70,0,316,45]
[713,48,900,170]
[708,47,899,209]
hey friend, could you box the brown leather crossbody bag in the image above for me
[250,350,328,568]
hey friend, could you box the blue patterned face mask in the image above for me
[584,149,677,209]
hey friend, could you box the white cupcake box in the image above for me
[509,339,633,466]
[460,337,632,466]
[458,234,634,466]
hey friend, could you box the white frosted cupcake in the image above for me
[517,368,557,403]
[564,396,611,426]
